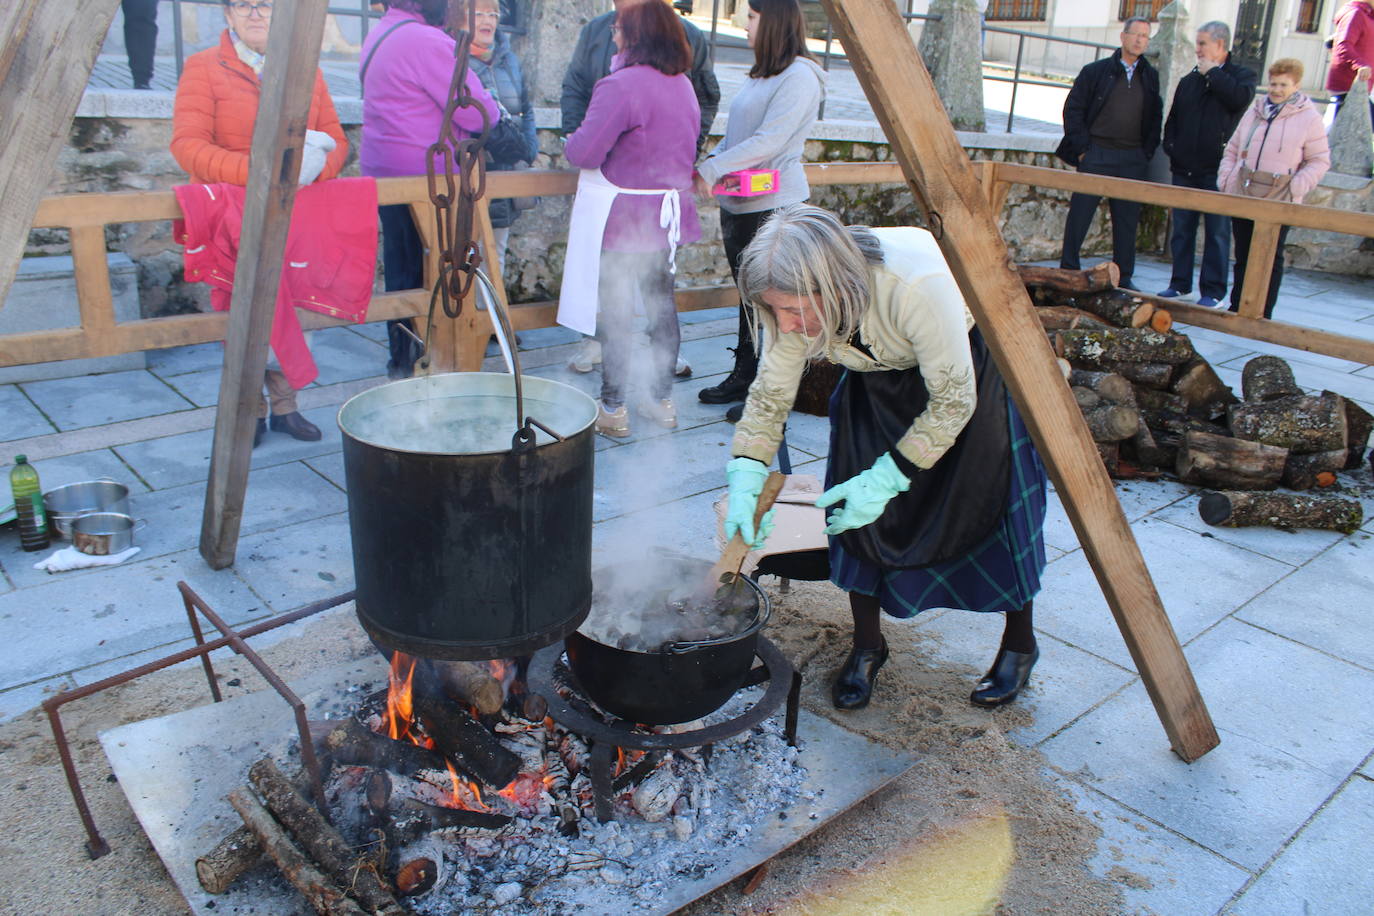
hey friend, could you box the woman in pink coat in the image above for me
[1218,58,1330,319]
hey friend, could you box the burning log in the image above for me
[226,788,369,916]
[247,759,406,916]
[1329,392,1373,469]
[1281,449,1347,491]
[1170,358,1238,420]
[1241,355,1303,403]
[1199,490,1364,533]
[1054,328,1194,368]
[316,718,451,776]
[430,660,504,716]
[364,769,514,847]
[1228,393,1348,455]
[412,667,522,789]
[1035,306,1113,332]
[1176,430,1288,490]
[1017,260,1119,293]
[544,741,581,836]
[630,768,682,823]
[394,854,440,897]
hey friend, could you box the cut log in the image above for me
[1281,449,1347,491]
[1148,308,1173,334]
[317,719,451,776]
[1069,369,1134,405]
[226,788,369,916]
[1105,359,1175,389]
[430,660,504,716]
[395,857,439,896]
[1035,306,1114,332]
[196,827,262,895]
[1170,358,1239,420]
[1134,388,1188,416]
[1227,393,1348,454]
[1055,357,1072,381]
[1017,261,1119,293]
[1241,355,1302,403]
[1329,392,1373,469]
[1083,404,1141,442]
[1175,430,1288,490]
[1199,490,1364,533]
[1075,289,1156,329]
[1072,386,1102,410]
[412,668,521,789]
[1130,417,1171,469]
[1096,441,1120,477]
[365,769,515,847]
[248,759,406,916]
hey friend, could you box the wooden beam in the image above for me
[198,1,331,570]
[1235,222,1281,321]
[820,0,1219,761]
[1144,297,1374,365]
[0,0,118,309]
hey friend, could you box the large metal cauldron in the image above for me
[565,556,771,725]
[339,370,597,661]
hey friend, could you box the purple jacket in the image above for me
[359,8,499,178]
[564,61,702,252]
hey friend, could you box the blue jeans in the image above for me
[1168,171,1230,300]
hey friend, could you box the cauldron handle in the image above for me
[664,576,773,654]
[473,266,527,435]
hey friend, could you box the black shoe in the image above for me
[725,402,744,423]
[253,418,266,449]
[970,644,1039,708]
[832,638,889,710]
[133,80,152,90]
[269,411,322,442]
[698,348,756,404]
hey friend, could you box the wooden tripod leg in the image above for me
[199,2,331,569]
[820,0,1218,761]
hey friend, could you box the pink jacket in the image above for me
[1218,93,1330,204]
[1326,1,1374,93]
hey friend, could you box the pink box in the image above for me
[713,169,780,197]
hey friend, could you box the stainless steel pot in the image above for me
[71,512,144,556]
[44,479,130,539]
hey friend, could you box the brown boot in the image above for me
[269,411,322,442]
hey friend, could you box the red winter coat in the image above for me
[1326,1,1374,93]
[171,30,348,185]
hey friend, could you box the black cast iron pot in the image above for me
[564,558,771,725]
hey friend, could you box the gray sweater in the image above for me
[697,57,825,215]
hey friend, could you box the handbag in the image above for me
[1236,110,1293,201]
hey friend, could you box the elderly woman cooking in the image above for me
[723,204,1048,710]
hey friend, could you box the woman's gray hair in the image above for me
[736,203,883,358]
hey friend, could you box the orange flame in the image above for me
[383,653,419,744]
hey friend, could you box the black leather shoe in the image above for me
[698,349,756,404]
[725,402,744,423]
[253,418,266,449]
[970,645,1039,707]
[832,638,889,710]
[269,411,322,442]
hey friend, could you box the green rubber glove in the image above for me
[724,456,774,549]
[815,452,911,535]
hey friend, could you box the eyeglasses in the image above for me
[227,1,273,17]
[472,10,501,19]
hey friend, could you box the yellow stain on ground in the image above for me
[781,805,1014,916]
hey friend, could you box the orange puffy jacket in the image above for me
[171,30,348,186]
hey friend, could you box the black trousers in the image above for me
[122,0,159,87]
[1059,145,1150,285]
[379,204,426,377]
[719,207,774,361]
[1229,218,1290,320]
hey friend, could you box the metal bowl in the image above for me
[71,512,144,556]
[43,479,130,539]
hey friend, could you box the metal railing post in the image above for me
[172,0,186,78]
[1007,32,1025,133]
[819,20,834,120]
[709,0,720,66]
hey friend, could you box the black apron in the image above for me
[827,327,1011,570]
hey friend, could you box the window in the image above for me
[986,0,1047,20]
[1295,0,1324,34]
[1117,0,1167,21]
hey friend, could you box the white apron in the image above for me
[557,168,683,336]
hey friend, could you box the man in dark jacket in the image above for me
[560,0,721,154]
[1158,21,1256,307]
[1056,18,1162,290]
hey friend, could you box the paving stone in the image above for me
[778,412,831,461]
[0,550,261,691]
[18,448,150,494]
[1148,496,1348,567]
[232,514,355,612]
[0,675,74,725]
[155,367,222,407]
[305,452,347,490]
[0,385,55,442]
[1281,301,1374,335]
[911,608,1136,748]
[592,424,733,522]
[21,369,194,431]
[1040,479,1193,556]
[348,321,390,343]
[68,635,206,688]
[309,326,390,386]
[1042,619,1374,871]
[1176,329,1259,369]
[1033,516,1292,671]
[146,342,225,376]
[114,405,343,489]
[1051,774,1252,915]
[1234,537,1374,670]
[1207,335,1367,375]
[678,335,737,379]
[1230,776,1374,915]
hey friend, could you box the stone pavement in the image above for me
[2,254,1373,913]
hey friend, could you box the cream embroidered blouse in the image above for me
[730,227,977,470]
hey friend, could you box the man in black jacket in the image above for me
[1157,21,1256,308]
[1056,18,1162,290]
[560,0,721,154]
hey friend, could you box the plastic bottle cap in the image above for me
[14,455,26,464]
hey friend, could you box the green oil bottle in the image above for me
[10,455,50,552]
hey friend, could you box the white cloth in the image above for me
[297,129,336,186]
[34,545,141,573]
[556,168,684,336]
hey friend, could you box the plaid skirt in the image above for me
[829,394,1048,618]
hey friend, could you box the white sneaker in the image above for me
[674,358,692,378]
[596,401,630,437]
[569,338,601,373]
[640,398,678,429]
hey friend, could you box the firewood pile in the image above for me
[1026,263,1369,534]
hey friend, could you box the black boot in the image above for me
[970,644,1038,707]
[698,347,757,404]
[832,638,889,710]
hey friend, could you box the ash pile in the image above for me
[1024,263,1369,535]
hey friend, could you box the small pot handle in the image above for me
[665,576,773,654]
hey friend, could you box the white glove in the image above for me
[297,130,335,186]
[34,545,141,573]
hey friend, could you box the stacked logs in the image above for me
[1027,264,1367,534]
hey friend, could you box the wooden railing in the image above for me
[4,158,1372,372]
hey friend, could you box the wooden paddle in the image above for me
[699,471,787,610]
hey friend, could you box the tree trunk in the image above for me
[1175,430,1288,490]
[1069,369,1135,404]
[1227,393,1348,454]
[1170,358,1238,420]
[1017,261,1119,293]
[1281,448,1347,491]
[1035,305,1114,331]
[1241,355,1302,402]
[1199,490,1364,533]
